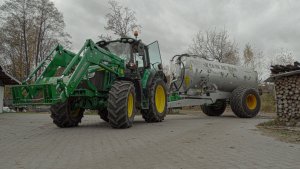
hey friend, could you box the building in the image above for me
[0,66,20,113]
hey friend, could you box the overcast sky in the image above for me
[1,0,298,65]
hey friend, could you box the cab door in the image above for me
[146,41,162,70]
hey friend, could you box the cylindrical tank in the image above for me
[170,56,258,95]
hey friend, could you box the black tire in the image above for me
[107,81,136,128]
[230,87,261,118]
[201,99,227,116]
[50,98,85,128]
[98,109,109,122]
[141,78,167,122]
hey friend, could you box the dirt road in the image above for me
[0,112,299,169]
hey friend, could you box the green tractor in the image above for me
[10,36,168,128]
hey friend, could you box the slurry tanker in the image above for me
[168,54,261,118]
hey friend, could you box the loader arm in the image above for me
[10,39,125,106]
[57,39,125,101]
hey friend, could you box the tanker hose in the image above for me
[175,60,185,92]
[170,54,186,92]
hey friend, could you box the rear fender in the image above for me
[141,70,167,109]
[143,70,167,91]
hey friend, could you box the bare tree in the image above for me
[243,43,254,68]
[0,0,35,78]
[98,33,113,41]
[270,48,295,66]
[254,50,267,82]
[189,28,240,65]
[0,0,71,81]
[102,0,141,38]
[242,43,269,82]
[33,0,71,72]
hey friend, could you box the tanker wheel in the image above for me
[107,81,136,129]
[201,99,227,116]
[141,78,167,122]
[230,87,261,118]
[50,98,85,128]
[98,109,109,122]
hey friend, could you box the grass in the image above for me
[257,119,300,144]
[257,118,286,126]
[260,93,276,113]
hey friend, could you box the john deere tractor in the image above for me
[10,35,168,128]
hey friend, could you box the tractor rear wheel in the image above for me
[142,78,167,122]
[98,109,109,122]
[230,87,261,118]
[201,99,227,116]
[107,81,136,128]
[50,98,84,128]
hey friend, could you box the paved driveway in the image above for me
[0,112,299,169]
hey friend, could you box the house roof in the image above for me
[265,61,300,82]
[270,61,300,74]
[0,66,20,85]
[265,70,300,82]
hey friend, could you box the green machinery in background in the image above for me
[10,36,168,128]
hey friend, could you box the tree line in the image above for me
[0,0,295,82]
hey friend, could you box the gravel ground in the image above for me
[0,112,299,169]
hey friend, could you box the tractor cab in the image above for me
[96,36,167,124]
[96,37,163,74]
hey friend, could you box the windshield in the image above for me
[105,42,131,61]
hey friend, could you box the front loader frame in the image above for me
[11,39,125,108]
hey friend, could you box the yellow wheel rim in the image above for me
[155,85,166,113]
[127,92,134,118]
[246,94,257,110]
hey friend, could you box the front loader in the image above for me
[10,36,168,128]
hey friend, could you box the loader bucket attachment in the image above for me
[11,83,59,106]
[9,44,76,106]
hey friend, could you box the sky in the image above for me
[1,0,300,66]
[48,0,300,65]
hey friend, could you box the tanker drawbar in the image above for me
[168,54,261,118]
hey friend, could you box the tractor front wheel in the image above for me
[107,81,136,128]
[142,78,167,122]
[50,98,85,128]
